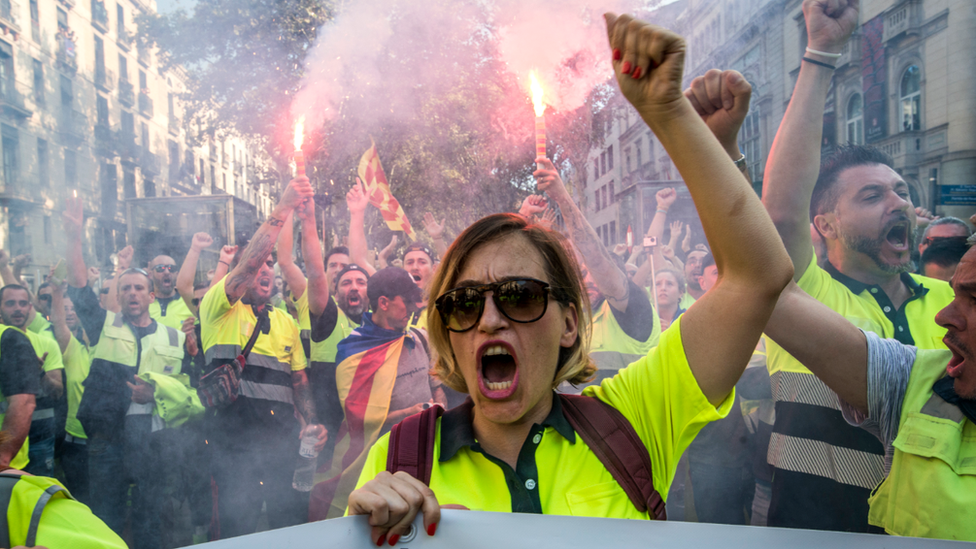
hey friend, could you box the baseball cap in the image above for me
[367,267,423,305]
[402,241,435,262]
[334,264,370,290]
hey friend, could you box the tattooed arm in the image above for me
[536,160,632,312]
[292,368,328,451]
[224,177,314,304]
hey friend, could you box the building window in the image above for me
[738,96,762,184]
[144,176,155,197]
[119,54,128,83]
[29,0,39,43]
[2,126,18,188]
[593,159,599,181]
[609,221,616,245]
[37,139,47,188]
[0,48,13,101]
[635,138,643,171]
[96,95,109,126]
[100,162,117,212]
[609,181,615,204]
[600,152,606,176]
[607,145,614,170]
[900,65,921,132]
[60,74,72,106]
[43,216,51,245]
[601,186,608,211]
[32,59,43,106]
[123,166,135,198]
[625,148,632,174]
[65,148,76,187]
[117,3,125,40]
[846,93,863,145]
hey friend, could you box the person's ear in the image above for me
[697,275,705,289]
[559,303,579,349]
[813,213,837,241]
[378,295,389,311]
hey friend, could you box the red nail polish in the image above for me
[376,534,386,547]
[427,523,438,536]
[388,534,400,546]
[621,61,632,74]
[612,49,622,61]
[632,67,642,79]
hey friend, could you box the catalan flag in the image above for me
[308,323,405,520]
[357,140,417,240]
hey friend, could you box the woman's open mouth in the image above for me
[477,342,519,399]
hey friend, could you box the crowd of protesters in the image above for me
[0,0,972,547]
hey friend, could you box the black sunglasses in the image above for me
[153,264,176,273]
[435,278,557,333]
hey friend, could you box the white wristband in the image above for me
[805,46,842,59]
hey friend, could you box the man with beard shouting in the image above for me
[760,0,954,533]
[147,254,194,331]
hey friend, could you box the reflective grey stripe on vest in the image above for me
[205,344,240,363]
[0,474,73,548]
[31,408,55,421]
[166,326,179,347]
[113,313,125,327]
[589,351,644,372]
[26,485,69,546]
[920,392,966,423]
[770,370,841,410]
[766,432,884,490]
[127,402,154,416]
[240,380,294,404]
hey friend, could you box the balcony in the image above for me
[138,92,153,117]
[118,80,134,107]
[836,35,862,70]
[94,122,118,157]
[119,132,140,164]
[94,66,115,92]
[140,149,160,175]
[117,30,132,51]
[60,108,87,144]
[137,46,151,68]
[883,0,921,43]
[0,0,21,36]
[91,0,109,33]
[0,85,32,118]
[56,32,78,74]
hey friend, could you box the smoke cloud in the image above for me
[291,0,632,145]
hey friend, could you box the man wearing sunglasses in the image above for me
[918,217,972,257]
[309,267,446,520]
[147,255,194,333]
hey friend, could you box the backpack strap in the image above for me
[558,394,667,520]
[386,404,444,485]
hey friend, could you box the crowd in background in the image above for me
[0,0,973,547]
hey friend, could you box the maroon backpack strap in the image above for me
[386,405,444,485]
[558,394,667,520]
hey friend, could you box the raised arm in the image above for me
[648,188,676,274]
[277,213,308,299]
[607,14,793,405]
[64,197,88,289]
[536,164,631,311]
[762,0,858,280]
[49,279,71,354]
[179,232,213,312]
[765,281,868,412]
[224,177,313,304]
[103,246,133,314]
[211,245,237,289]
[422,213,449,259]
[300,199,330,317]
[347,178,377,276]
[376,235,399,270]
[0,250,17,287]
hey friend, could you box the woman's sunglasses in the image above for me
[435,278,556,333]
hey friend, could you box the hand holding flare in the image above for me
[293,115,306,178]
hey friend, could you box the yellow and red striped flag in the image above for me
[357,140,417,240]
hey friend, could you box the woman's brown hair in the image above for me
[426,213,595,392]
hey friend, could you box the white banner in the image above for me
[189,510,972,548]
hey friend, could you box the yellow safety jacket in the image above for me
[0,473,127,548]
[867,348,975,541]
[148,295,195,331]
[80,312,186,436]
[310,304,359,365]
[0,325,30,469]
[589,299,660,373]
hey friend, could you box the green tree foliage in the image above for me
[140,0,612,252]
